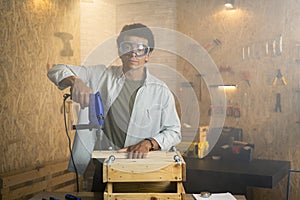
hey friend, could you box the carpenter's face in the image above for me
[119,35,151,71]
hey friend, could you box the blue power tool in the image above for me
[72,91,104,130]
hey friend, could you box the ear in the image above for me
[118,50,122,58]
[145,51,152,62]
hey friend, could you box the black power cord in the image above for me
[63,94,79,192]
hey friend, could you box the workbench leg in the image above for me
[177,182,186,200]
[107,183,113,193]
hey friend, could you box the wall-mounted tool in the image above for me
[265,42,269,56]
[54,32,74,57]
[225,101,240,118]
[240,70,251,87]
[273,69,287,86]
[242,46,251,60]
[219,66,235,75]
[272,40,276,56]
[275,93,282,112]
[279,35,283,55]
[204,39,222,53]
[233,103,241,118]
[226,102,233,117]
[295,44,300,64]
[270,35,283,56]
[243,34,283,61]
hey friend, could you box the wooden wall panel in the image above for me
[177,0,300,199]
[0,0,80,173]
[80,0,116,62]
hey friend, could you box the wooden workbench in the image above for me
[93,150,186,200]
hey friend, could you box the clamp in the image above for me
[273,69,287,86]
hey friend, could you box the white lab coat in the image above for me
[47,64,181,174]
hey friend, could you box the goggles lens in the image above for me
[119,41,150,57]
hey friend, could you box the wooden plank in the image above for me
[93,150,180,160]
[49,172,76,187]
[1,188,10,200]
[106,162,184,182]
[101,151,185,182]
[44,161,70,176]
[0,161,68,188]
[105,192,182,200]
[54,183,77,192]
[9,180,47,200]
[107,183,112,193]
[0,160,81,200]
[177,182,186,200]
[103,162,108,183]
[179,153,186,181]
[105,158,179,170]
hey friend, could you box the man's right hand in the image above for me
[60,76,93,109]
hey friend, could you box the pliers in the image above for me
[273,69,287,86]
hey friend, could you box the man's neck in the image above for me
[123,66,146,81]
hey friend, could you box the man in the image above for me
[47,23,181,191]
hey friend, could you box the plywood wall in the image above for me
[80,0,116,62]
[0,0,80,173]
[177,0,300,199]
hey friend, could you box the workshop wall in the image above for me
[80,0,116,62]
[0,0,80,173]
[177,0,300,199]
[115,0,177,32]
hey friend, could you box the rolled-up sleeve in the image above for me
[47,64,107,90]
[47,64,79,90]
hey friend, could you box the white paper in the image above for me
[192,192,237,200]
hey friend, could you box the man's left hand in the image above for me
[118,140,152,159]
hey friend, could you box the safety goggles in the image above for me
[119,41,150,57]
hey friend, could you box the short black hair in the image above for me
[117,23,154,52]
